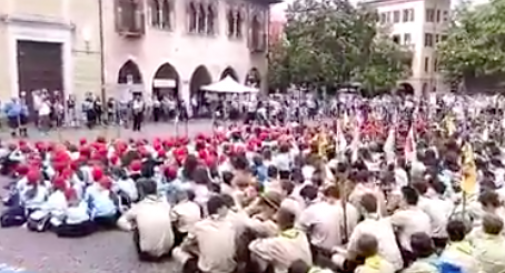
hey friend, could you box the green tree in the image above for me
[267,0,412,95]
[438,0,505,83]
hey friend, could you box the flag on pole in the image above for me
[384,125,396,164]
[461,141,477,194]
[336,119,347,154]
[404,124,416,162]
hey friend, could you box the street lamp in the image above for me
[81,26,92,54]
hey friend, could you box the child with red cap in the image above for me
[54,188,95,238]
[86,176,119,229]
[26,176,68,232]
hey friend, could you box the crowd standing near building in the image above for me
[0,92,505,273]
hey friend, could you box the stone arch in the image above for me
[189,65,212,96]
[398,82,415,96]
[220,66,239,81]
[117,60,143,84]
[152,62,180,99]
[189,65,212,117]
[245,67,261,88]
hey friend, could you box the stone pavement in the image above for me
[0,120,216,143]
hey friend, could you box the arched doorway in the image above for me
[117,60,142,84]
[245,68,261,88]
[189,65,212,117]
[117,60,143,99]
[220,66,239,81]
[398,82,415,96]
[152,62,180,99]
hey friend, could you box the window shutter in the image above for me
[114,0,124,33]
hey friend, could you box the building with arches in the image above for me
[106,0,279,107]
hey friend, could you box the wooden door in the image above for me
[17,40,63,114]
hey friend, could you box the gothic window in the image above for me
[198,4,206,33]
[251,15,260,48]
[150,0,161,26]
[161,0,171,29]
[188,2,197,32]
[235,10,243,38]
[207,5,215,35]
[227,9,235,37]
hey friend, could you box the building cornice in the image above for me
[0,14,75,30]
[245,0,283,6]
[362,0,422,7]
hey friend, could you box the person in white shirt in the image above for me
[54,188,95,238]
[174,195,237,273]
[38,99,51,134]
[171,190,201,247]
[298,185,358,258]
[390,186,431,267]
[333,193,403,271]
[413,181,454,250]
[132,95,144,132]
[117,179,174,261]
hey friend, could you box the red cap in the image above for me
[52,176,67,191]
[130,160,142,172]
[16,164,30,176]
[99,176,112,190]
[26,169,40,185]
[64,188,78,200]
[163,165,177,180]
[91,166,104,181]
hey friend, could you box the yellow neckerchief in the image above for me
[308,266,326,273]
[280,228,300,239]
[364,254,383,270]
[447,240,473,256]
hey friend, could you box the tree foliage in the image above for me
[268,0,412,94]
[438,0,505,82]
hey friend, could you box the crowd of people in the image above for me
[0,93,504,273]
[1,90,335,137]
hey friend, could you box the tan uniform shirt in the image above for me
[390,206,431,251]
[473,234,505,273]
[117,195,174,257]
[249,228,313,273]
[347,215,403,271]
[171,200,201,233]
[189,216,237,273]
[297,200,357,250]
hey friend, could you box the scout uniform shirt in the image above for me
[249,228,312,273]
[345,214,403,271]
[117,195,174,257]
[472,234,505,273]
[439,241,481,273]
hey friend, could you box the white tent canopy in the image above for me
[201,76,258,93]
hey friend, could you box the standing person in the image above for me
[107,97,116,125]
[19,96,29,137]
[94,97,103,126]
[4,97,22,137]
[67,94,77,128]
[132,94,144,132]
[83,93,95,129]
[32,90,42,128]
[38,98,52,135]
[152,96,161,122]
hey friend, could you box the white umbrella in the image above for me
[201,76,258,93]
